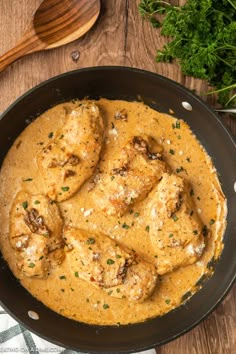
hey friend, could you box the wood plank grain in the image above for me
[156,286,236,354]
[0,1,235,353]
[0,0,101,72]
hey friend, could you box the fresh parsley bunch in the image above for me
[139,0,236,107]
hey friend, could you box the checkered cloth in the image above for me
[0,306,156,354]
[0,306,72,353]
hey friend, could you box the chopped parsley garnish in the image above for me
[39,256,44,260]
[202,225,208,237]
[59,134,64,139]
[28,262,35,268]
[116,254,122,259]
[107,290,113,295]
[86,238,95,245]
[48,132,54,139]
[186,157,191,163]
[169,233,174,238]
[111,176,115,181]
[122,222,130,229]
[61,186,70,192]
[175,121,181,129]
[169,149,175,155]
[107,259,115,265]
[190,189,194,196]
[172,121,181,129]
[145,225,150,232]
[34,200,40,204]
[209,219,215,225]
[193,230,198,235]
[22,201,28,209]
[134,212,140,217]
[59,275,66,280]
[74,271,79,277]
[165,299,171,304]
[103,304,109,309]
[176,166,184,173]
[177,135,181,140]
[172,215,178,222]
[23,178,33,182]
[116,288,120,293]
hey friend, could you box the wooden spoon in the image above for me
[0,0,100,73]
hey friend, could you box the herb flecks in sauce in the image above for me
[107,259,115,265]
[0,98,226,326]
[22,201,28,209]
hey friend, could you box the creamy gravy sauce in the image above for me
[0,99,226,325]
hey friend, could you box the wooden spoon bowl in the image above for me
[0,0,100,73]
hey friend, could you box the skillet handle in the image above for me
[0,28,45,73]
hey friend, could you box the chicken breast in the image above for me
[37,102,104,202]
[145,173,205,274]
[63,227,158,302]
[10,191,64,278]
[93,136,167,216]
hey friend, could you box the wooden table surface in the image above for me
[0,1,235,353]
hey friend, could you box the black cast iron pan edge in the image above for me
[0,66,235,353]
[1,280,236,354]
[1,66,235,145]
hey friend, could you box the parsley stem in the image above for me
[225,93,236,107]
[215,55,233,69]
[226,0,236,10]
[207,83,236,95]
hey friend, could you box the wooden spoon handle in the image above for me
[0,30,45,73]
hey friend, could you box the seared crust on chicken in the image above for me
[10,191,64,278]
[93,136,167,216]
[37,102,104,202]
[145,173,205,274]
[63,227,158,302]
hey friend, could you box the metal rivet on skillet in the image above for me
[234,181,236,193]
[182,101,193,111]
[28,310,39,320]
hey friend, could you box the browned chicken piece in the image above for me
[144,173,205,274]
[93,136,167,216]
[10,190,64,278]
[63,227,158,302]
[37,102,104,202]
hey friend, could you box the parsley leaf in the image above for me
[139,0,236,107]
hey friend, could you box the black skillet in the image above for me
[0,67,235,353]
